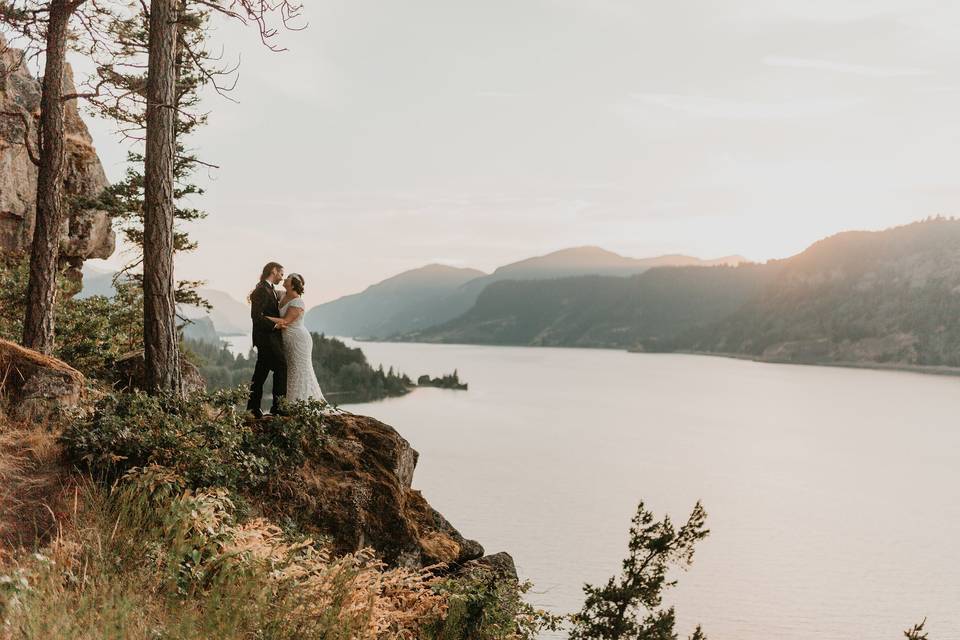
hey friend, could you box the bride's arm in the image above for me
[267,306,304,328]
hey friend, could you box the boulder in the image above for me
[112,350,206,395]
[456,551,520,581]
[0,36,114,280]
[0,338,83,420]
[268,411,485,569]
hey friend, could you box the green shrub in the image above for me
[426,568,564,640]
[61,388,327,493]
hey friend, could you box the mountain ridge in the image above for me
[305,248,746,338]
[401,218,960,370]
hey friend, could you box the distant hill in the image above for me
[468,246,743,283]
[181,316,219,345]
[183,289,250,335]
[304,264,486,338]
[435,247,745,329]
[305,248,745,338]
[77,263,118,299]
[403,264,775,348]
[79,265,249,336]
[405,219,960,369]
[674,218,960,367]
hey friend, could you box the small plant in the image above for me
[569,500,709,640]
[0,567,32,620]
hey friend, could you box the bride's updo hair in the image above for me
[289,273,305,295]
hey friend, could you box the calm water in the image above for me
[333,340,960,640]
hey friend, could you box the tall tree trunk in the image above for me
[22,0,72,354]
[143,0,181,394]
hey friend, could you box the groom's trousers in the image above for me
[247,334,287,414]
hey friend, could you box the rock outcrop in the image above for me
[0,343,512,576]
[0,338,84,420]
[0,36,114,279]
[267,411,498,571]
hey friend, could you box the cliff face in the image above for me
[0,340,500,573]
[0,37,114,277]
[266,410,489,570]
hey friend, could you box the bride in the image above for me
[266,273,330,407]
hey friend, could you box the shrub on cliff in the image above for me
[427,567,563,639]
[4,372,558,639]
[61,388,327,493]
[0,443,556,639]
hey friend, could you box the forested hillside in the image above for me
[404,264,776,348]
[306,248,744,339]
[675,218,960,366]
[404,219,960,369]
[304,264,486,338]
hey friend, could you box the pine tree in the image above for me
[569,501,709,640]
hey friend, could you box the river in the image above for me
[332,339,960,640]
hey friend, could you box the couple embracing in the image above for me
[246,261,329,418]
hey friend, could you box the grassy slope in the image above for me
[0,408,549,639]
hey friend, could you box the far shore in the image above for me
[283,333,960,379]
[675,350,960,378]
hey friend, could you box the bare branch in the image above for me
[191,0,306,52]
[180,36,239,100]
[178,154,218,169]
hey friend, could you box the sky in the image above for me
[80,0,960,303]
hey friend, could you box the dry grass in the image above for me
[0,466,450,640]
[0,413,74,551]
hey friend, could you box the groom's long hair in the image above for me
[248,261,284,302]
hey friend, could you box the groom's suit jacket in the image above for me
[250,280,283,349]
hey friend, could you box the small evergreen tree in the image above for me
[569,501,709,640]
[905,619,928,640]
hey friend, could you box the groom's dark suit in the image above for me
[246,279,287,415]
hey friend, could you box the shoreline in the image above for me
[675,350,960,378]
[282,333,960,380]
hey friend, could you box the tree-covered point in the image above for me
[186,334,415,404]
[417,370,468,390]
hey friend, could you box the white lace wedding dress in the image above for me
[280,297,328,405]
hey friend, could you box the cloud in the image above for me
[629,93,863,119]
[763,56,933,78]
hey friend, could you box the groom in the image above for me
[246,261,288,418]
